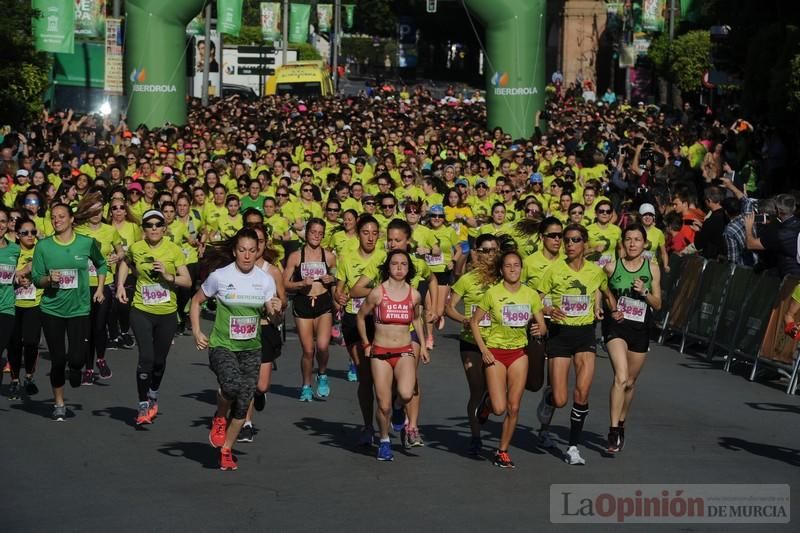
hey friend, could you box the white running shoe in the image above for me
[564,445,586,465]
[537,386,554,425]
[538,429,557,449]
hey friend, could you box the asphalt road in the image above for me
[1,317,798,532]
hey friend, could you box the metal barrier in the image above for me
[709,265,757,361]
[652,254,686,331]
[658,255,706,345]
[750,276,800,391]
[682,260,735,355]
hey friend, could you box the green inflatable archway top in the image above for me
[125,0,206,128]
[464,0,546,140]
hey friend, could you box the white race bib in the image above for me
[561,295,590,317]
[352,297,365,313]
[502,304,531,327]
[300,261,327,280]
[53,269,78,290]
[596,254,613,267]
[425,254,444,266]
[642,250,655,261]
[618,296,647,323]
[141,283,170,305]
[471,304,491,327]
[88,258,97,278]
[15,284,36,300]
[0,264,15,285]
[230,315,258,340]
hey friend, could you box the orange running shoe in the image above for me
[135,402,152,427]
[147,398,159,421]
[219,448,238,471]
[209,416,227,448]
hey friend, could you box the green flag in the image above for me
[289,3,311,43]
[260,2,282,41]
[344,4,355,30]
[317,4,332,33]
[642,0,665,32]
[74,0,106,39]
[33,0,75,53]
[218,0,243,37]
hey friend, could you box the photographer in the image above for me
[744,194,800,277]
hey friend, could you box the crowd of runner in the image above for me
[0,86,798,470]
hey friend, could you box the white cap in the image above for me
[639,203,656,216]
[15,169,29,177]
[246,143,257,152]
[130,137,141,146]
[141,210,165,224]
[242,158,253,167]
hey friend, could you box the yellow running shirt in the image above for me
[538,258,607,326]
[476,282,543,349]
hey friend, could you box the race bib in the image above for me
[300,261,327,280]
[53,269,78,290]
[425,254,444,266]
[352,297,365,313]
[230,315,258,340]
[596,254,613,267]
[141,283,170,305]
[471,304,491,327]
[0,264,15,285]
[618,296,647,323]
[502,304,531,327]
[88,258,97,277]
[542,296,553,309]
[561,295,590,317]
[642,250,655,261]
[15,284,36,300]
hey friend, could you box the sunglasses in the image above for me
[543,232,562,239]
[429,214,444,219]
[476,247,497,254]
[143,222,165,229]
[565,236,584,244]
[364,201,376,206]
[302,173,313,177]
[111,205,126,211]
[302,188,313,193]
[9,216,20,221]
[405,209,420,215]
[18,229,37,237]
[597,209,612,215]
[326,207,340,212]
[476,184,488,189]
[502,189,514,194]
[277,193,289,197]
[129,190,142,195]
[381,204,396,209]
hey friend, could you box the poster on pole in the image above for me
[32,0,75,53]
[261,2,282,41]
[74,0,106,38]
[192,32,223,98]
[104,17,123,95]
[642,0,665,32]
[317,4,333,33]
[289,3,311,43]
[218,0,243,37]
[344,4,355,30]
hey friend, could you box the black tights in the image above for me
[41,313,89,388]
[9,306,40,380]
[87,285,113,368]
[130,308,178,401]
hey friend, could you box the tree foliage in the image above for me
[0,0,52,126]
[671,30,711,93]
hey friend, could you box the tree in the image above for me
[0,0,52,127]
[671,30,711,93]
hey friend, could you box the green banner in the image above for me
[260,2,281,41]
[75,0,106,38]
[33,0,75,53]
[464,0,546,139]
[317,4,332,33]
[218,0,243,37]
[289,3,311,43]
[187,13,205,36]
[344,4,355,30]
[642,0,665,32]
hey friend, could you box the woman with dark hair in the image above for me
[283,217,337,401]
[191,228,282,470]
[602,223,661,453]
[116,210,192,427]
[356,249,428,462]
[471,250,547,468]
[32,203,108,421]
[329,208,359,257]
[0,207,21,397]
[586,199,621,268]
[20,189,52,237]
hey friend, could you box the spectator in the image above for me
[695,186,726,259]
[744,194,800,277]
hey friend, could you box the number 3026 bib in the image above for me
[230,316,258,340]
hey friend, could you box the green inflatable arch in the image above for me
[464,0,546,139]
[125,0,205,128]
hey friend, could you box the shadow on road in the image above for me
[745,402,800,415]
[181,388,218,406]
[10,400,82,419]
[293,416,377,456]
[157,441,235,469]
[92,405,138,427]
[718,437,800,467]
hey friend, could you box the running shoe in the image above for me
[209,416,228,448]
[564,445,586,466]
[404,427,424,448]
[537,386,554,425]
[468,436,483,456]
[81,369,95,386]
[237,423,255,443]
[538,429,557,449]
[23,376,38,396]
[607,428,621,454]
[119,333,135,349]
[7,380,21,400]
[475,391,491,425]
[219,448,238,471]
[315,373,330,399]
[298,385,313,402]
[52,404,67,421]
[96,358,112,379]
[391,403,406,432]
[147,398,159,421]
[358,426,376,447]
[376,441,394,462]
[347,362,358,382]
[493,450,515,469]
[253,391,266,412]
[135,402,152,427]
[618,422,626,451]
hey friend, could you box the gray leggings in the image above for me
[209,347,260,420]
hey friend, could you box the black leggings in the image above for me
[108,275,135,338]
[87,285,113,367]
[130,308,177,401]
[41,313,90,388]
[0,313,16,373]
[176,262,198,324]
[9,306,41,380]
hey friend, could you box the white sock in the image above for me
[148,389,159,400]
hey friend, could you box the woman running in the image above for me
[356,250,429,461]
[191,228,282,470]
[471,250,547,468]
[174,193,203,334]
[32,203,108,421]
[602,223,661,453]
[116,210,192,427]
[0,209,21,397]
[108,194,142,349]
[283,218,337,401]
[536,223,621,465]
[445,233,499,454]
